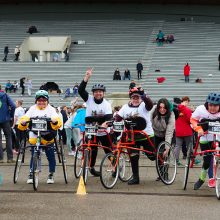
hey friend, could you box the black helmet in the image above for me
[206,92,220,105]
[91,84,106,92]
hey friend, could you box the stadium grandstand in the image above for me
[0,0,220,107]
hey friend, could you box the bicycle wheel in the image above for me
[74,145,84,178]
[156,141,177,185]
[183,145,192,190]
[13,139,26,184]
[32,153,40,191]
[215,159,220,200]
[100,153,119,189]
[82,149,90,184]
[60,140,68,184]
[118,151,132,182]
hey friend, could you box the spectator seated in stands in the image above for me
[27,25,38,34]
[5,80,13,93]
[156,30,165,46]
[166,34,175,43]
[12,80,18,93]
[123,68,131,80]
[73,83,79,97]
[61,88,74,100]
[113,68,121,80]
[195,78,203,83]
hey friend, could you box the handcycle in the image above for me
[183,119,220,199]
[100,118,177,189]
[13,117,68,191]
[74,117,113,184]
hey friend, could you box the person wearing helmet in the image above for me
[18,90,62,184]
[78,68,113,177]
[191,92,220,190]
[114,87,154,185]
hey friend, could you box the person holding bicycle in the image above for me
[191,92,220,190]
[114,87,154,185]
[78,68,113,177]
[18,90,62,184]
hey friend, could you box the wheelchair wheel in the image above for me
[33,153,40,191]
[100,153,119,189]
[156,141,177,185]
[74,145,83,178]
[215,159,220,200]
[82,149,90,184]
[183,145,192,190]
[60,140,68,184]
[118,151,132,182]
[13,139,26,184]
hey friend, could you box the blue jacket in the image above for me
[72,108,86,132]
[0,91,16,123]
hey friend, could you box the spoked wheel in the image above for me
[100,153,119,189]
[183,145,192,190]
[82,149,90,184]
[74,145,84,178]
[118,151,132,182]
[13,139,26,184]
[59,140,68,184]
[156,141,177,185]
[215,159,220,200]
[32,153,40,191]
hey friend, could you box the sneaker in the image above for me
[128,176,139,185]
[208,178,216,188]
[177,160,183,166]
[195,158,201,165]
[47,173,54,184]
[27,174,33,184]
[156,176,161,181]
[182,155,187,160]
[90,167,100,177]
[68,151,75,156]
[194,179,204,190]
[7,159,16,163]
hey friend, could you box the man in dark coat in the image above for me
[136,61,143,80]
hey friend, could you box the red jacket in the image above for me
[184,65,190,76]
[175,104,193,137]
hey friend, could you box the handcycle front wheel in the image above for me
[13,139,26,184]
[32,153,40,191]
[156,141,177,185]
[118,151,132,182]
[215,158,220,200]
[59,140,68,184]
[82,149,90,184]
[74,145,84,178]
[183,145,192,190]
[100,153,119,189]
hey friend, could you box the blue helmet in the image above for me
[206,92,220,105]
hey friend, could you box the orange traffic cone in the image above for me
[76,176,87,195]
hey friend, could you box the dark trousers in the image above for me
[3,53,8,61]
[137,70,142,80]
[30,144,56,173]
[185,76,189,83]
[0,121,13,160]
[200,142,214,170]
[21,86,25,95]
[90,135,112,167]
[14,125,25,150]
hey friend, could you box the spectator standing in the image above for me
[136,61,143,80]
[123,68,131,80]
[184,63,190,83]
[26,77,32,96]
[3,45,9,62]
[218,54,220,71]
[175,96,193,166]
[63,47,69,62]
[20,77,25,96]
[14,46,20,61]
[12,99,25,153]
[0,85,16,163]
[113,68,121,80]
